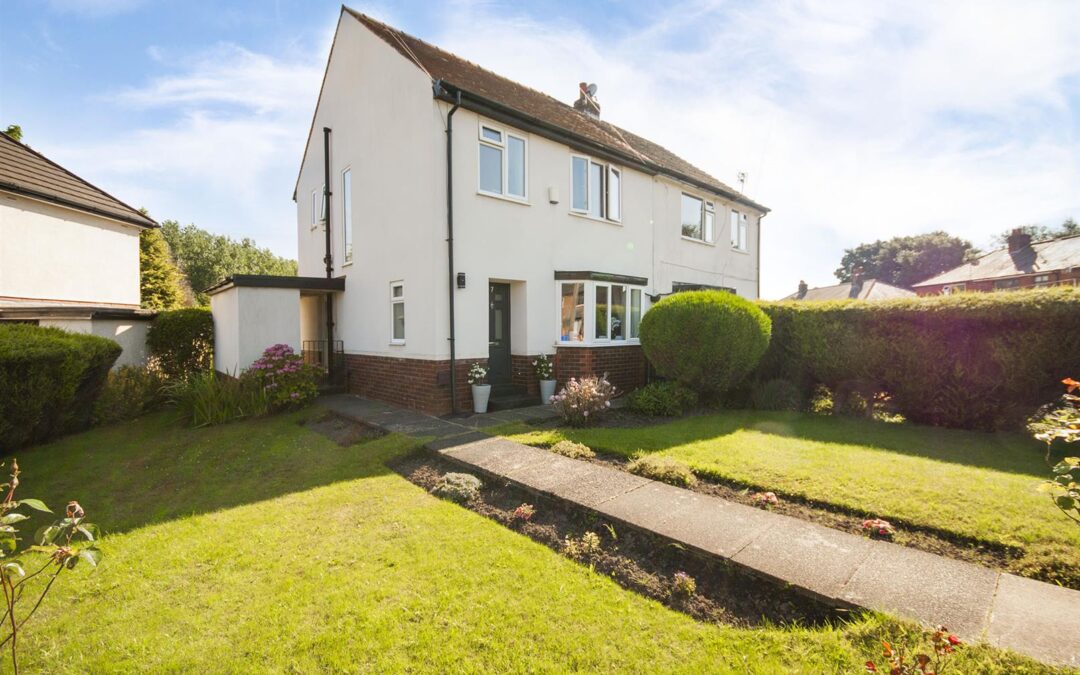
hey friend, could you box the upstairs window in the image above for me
[341,168,353,264]
[681,194,707,241]
[310,189,318,230]
[478,123,526,199]
[390,282,405,343]
[730,210,748,251]
[571,155,621,222]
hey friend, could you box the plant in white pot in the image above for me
[468,362,491,414]
[533,354,556,405]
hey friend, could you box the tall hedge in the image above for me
[640,290,772,398]
[0,324,121,449]
[754,287,1080,430]
[147,308,213,379]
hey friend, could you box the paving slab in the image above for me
[601,481,712,529]
[987,573,1080,668]
[439,437,552,478]
[424,430,491,452]
[541,463,650,508]
[642,491,778,559]
[503,452,600,493]
[452,414,510,429]
[840,542,999,639]
[732,517,875,600]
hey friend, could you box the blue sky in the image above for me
[3,0,1079,298]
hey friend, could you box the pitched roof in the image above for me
[912,235,1080,287]
[341,8,767,213]
[0,132,156,229]
[783,279,916,302]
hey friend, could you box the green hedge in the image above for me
[147,308,213,379]
[0,324,121,448]
[753,287,1080,430]
[640,290,771,399]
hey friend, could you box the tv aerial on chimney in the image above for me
[586,83,598,96]
[737,171,747,192]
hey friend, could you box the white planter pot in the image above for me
[539,379,557,405]
[472,384,492,414]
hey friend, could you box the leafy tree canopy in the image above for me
[3,124,22,142]
[991,218,1078,246]
[835,231,978,288]
[161,220,297,305]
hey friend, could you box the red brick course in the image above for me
[554,344,647,397]
[344,354,484,416]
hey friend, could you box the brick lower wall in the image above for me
[344,354,484,416]
[555,344,647,397]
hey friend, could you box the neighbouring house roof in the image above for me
[0,132,156,229]
[912,235,1080,287]
[0,305,155,321]
[783,279,916,302]
[319,8,767,214]
[204,274,346,296]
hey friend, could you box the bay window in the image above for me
[478,122,526,200]
[570,155,621,222]
[557,279,647,345]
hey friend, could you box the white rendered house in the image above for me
[0,132,157,366]
[210,8,769,414]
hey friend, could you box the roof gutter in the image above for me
[432,84,769,214]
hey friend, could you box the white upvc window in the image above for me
[310,189,318,230]
[681,193,713,243]
[390,281,405,344]
[341,168,353,264]
[730,209,748,251]
[570,154,621,222]
[557,280,647,345]
[478,122,526,200]
[942,283,966,295]
[1034,274,1051,287]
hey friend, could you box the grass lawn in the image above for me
[494,410,1080,585]
[1,411,1057,672]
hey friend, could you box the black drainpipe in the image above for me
[322,127,335,380]
[444,88,462,414]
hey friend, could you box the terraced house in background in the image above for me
[210,7,769,415]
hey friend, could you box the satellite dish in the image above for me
[586,83,598,97]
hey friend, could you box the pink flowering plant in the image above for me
[551,375,616,426]
[1032,378,1080,525]
[862,518,896,539]
[751,491,779,509]
[244,344,322,410]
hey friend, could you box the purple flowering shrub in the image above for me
[244,344,323,410]
[551,375,615,426]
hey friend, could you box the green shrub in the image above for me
[165,370,268,427]
[640,290,771,400]
[750,378,804,412]
[550,440,596,459]
[627,455,696,488]
[626,381,699,417]
[432,473,482,502]
[147,308,213,379]
[754,288,1080,430]
[92,365,167,426]
[0,324,121,448]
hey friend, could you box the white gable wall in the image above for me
[0,193,141,308]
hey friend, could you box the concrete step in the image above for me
[487,393,541,411]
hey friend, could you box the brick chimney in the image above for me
[573,82,600,119]
[849,266,864,298]
[797,280,808,299]
[1007,228,1032,252]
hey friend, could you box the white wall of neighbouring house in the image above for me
[211,286,302,375]
[0,193,142,308]
[294,11,764,366]
[36,317,150,368]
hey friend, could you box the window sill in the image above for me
[569,210,622,226]
[730,247,750,255]
[553,339,640,348]
[343,261,353,267]
[681,235,715,246]
[477,190,530,206]
[389,340,405,346]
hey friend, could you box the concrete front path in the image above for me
[319,394,1080,668]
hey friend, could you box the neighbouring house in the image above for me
[0,132,157,366]
[208,8,769,415]
[783,276,916,301]
[912,230,1080,296]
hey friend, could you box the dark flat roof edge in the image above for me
[205,275,346,295]
[0,306,156,320]
[555,270,649,286]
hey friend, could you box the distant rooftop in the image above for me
[913,234,1080,287]
[783,278,916,302]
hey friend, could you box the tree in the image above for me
[160,220,298,305]
[139,228,186,310]
[2,125,22,142]
[834,232,978,288]
[992,218,1079,246]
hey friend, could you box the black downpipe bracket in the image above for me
[444,86,462,415]
[322,127,335,380]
